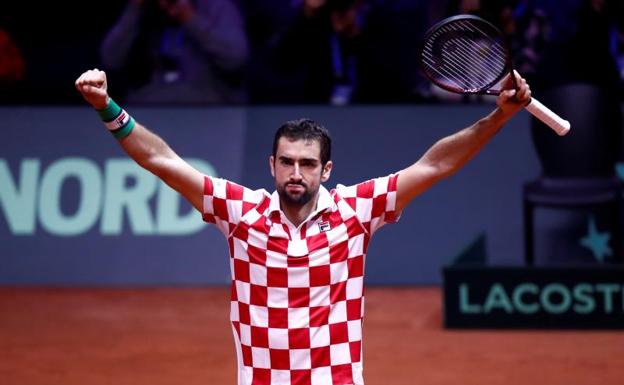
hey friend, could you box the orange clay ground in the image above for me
[1,287,622,385]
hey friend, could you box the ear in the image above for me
[269,155,275,177]
[321,160,332,182]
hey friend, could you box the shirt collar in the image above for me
[269,184,333,219]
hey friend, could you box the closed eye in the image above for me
[278,157,294,166]
[300,159,318,168]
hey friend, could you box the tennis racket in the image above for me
[420,14,570,136]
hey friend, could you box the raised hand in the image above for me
[75,69,110,109]
[497,70,532,115]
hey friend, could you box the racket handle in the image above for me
[524,98,570,136]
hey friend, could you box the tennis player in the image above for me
[76,68,530,385]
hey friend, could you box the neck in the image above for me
[280,194,319,228]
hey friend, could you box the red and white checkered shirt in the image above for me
[202,174,400,385]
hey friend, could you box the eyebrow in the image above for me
[278,156,319,164]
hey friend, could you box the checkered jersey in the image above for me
[202,174,400,385]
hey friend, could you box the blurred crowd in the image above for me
[0,0,623,105]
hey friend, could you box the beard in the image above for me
[276,181,317,206]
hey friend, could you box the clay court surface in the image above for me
[1,287,622,385]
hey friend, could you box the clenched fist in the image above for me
[496,70,531,116]
[75,69,110,110]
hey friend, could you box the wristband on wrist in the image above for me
[96,98,136,139]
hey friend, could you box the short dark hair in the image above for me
[272,119,332,165]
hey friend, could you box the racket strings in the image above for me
[422,44,480,91]
[422,19,508,93]
[443,38,497,88]
[441,23,504,83]
[445,37,504,88]
[423,45,493,92]
[434,37,503,89]
[445,23,506,77]
[454,20,507,60]
[423,41,493,91]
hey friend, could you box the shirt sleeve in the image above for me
[336,173,401,235]
[202,176,264,237]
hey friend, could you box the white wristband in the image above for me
[104,109,131,131]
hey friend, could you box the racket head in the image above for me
[420,14,512,95]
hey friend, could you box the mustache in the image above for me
[286,181,307,187]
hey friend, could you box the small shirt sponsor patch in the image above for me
[318,221,331,232]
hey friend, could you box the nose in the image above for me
[291,163,302,181]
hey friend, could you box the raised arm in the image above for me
[75,69,204,212]
[395,72,532,212]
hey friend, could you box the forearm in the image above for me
[395,72,530,211]
[116,119,203,211]
[95,97,181,179]
[76,69,205,211]
[110,114,204,211]
[395,107,514,210]
[421,107,514,177]
[119,123,178,175]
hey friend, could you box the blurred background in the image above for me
[2,1,624,384]
[2,0,624,285]
[1,0,623,106]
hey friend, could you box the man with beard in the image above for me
[75,68,531,385]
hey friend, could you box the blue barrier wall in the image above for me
[0,104,553,285]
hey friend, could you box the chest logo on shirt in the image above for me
[318,221,331,233]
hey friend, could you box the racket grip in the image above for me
[524,98,570,136]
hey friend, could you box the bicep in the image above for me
[395,160,444,212]
[120,123,205,212]
[152,155,205,213]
